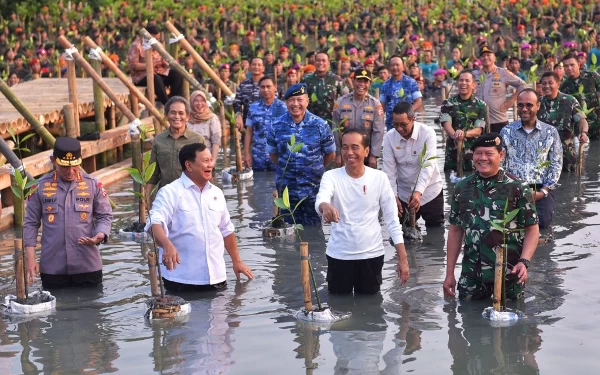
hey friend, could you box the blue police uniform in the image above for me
[267,110,335,225]
[246,98,288,171]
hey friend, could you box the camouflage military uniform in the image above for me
[449,170,538,300]
[439,94,488,171]
[560,70,600,138]
[233,78,262,122]
[302,71,344,126]
[246,98,288,171]
[538,92,586,171]
[267,110,336,225]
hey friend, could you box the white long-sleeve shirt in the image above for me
[146,173,235,285]
[382,122,443,205]
[315,167,404,260]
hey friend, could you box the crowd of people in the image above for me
[8,1,600,302]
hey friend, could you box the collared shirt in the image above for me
[332,93,385,156]
[560,70,600,130]
[382,122,443,205]
[148,127,205,189]
[24,171,113,275]
[126,37,170,84]
[315,167,404,260]
[473,66,526,124]
[538,92,586,137]
[379,75,423,130]
[302,71,345,123]
[146,174,234,285]
[500,119,563,189]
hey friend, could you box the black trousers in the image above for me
[162,278,227,293]
[400,190,445,227]
[530,185,555,229]
[136,70,184,105]
[490,121,509,134]
[41,270,103,289]
[327,255,384,294]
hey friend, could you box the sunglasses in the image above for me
[517,103,536,109]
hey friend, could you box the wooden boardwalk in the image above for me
[0,78,131,138]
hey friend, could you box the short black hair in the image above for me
[146,23,160,36]
[341,129,370,148]
[392,102,415,119]
[179,143,208,170]
[541,71,560,82]
[258,75,274,85]
[457,70,476,81]
[509,56,520,64]
[165,96,191,116]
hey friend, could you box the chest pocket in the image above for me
[362,112,374,128]
[43,204,58,225]
[75,201,92,222]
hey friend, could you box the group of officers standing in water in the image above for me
[20,41,599,308]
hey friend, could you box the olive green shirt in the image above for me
[148,127,205,189]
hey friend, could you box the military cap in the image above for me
[53,137,82,166]
[471,133,502,151]
[479,45,494,56]
[283,83,308,100]
[354,69,372,81]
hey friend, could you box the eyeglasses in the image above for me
[393,121,412,128]
[517,103,536,109]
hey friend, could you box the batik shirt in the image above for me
[379,75,422,130]
[499,120,563,189]
[233,78,261,122]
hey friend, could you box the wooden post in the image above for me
[63,104,77,138]
[147,242,160,296]
[11,174,24,228]
[493,246,504,312]
[81,37,169,129]
[130,92,140,118]
[145,49,156,107]
[235,128,244,172]
[106,104,118,165]
[300,242,313,312]
[577,142,585,176]
[15,238,25,302]
[0,79,56,148]
[456,138,464,178]
[91,58,107,168]
[66,60,80,136]
[131,132,146,224]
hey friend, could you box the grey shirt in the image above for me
[473,66,526,124]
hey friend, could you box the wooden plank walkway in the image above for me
[0,78,131,137]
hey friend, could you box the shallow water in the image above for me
[1,101,600,374]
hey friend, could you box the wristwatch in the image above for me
[518,258,530,269]
[541,188,549,197]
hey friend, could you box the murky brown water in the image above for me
[1,101,600,374]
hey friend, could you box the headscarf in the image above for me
[189,90,214,123]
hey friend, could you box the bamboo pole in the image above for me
[147,250,160,296]
[63,104,77,138]
[0,139,15,166]
[81,37,168,129]
[106,103,117,165]
[138,28,211,100]
[456,138,464,178]
[234,128,244,172]
[15,238,25,302]
[577,142,584,176]
[145,49,156,107]
[57,36,138,122]
[493,246,504,312]
[66,60,80,135]
[300,242,313,312]
[0,79,56,148]
[182,79,190,101]
[131,133,146,224]
[91,58,107,168]
[11,174,23,228]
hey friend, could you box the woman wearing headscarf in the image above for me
[187,90,221,166]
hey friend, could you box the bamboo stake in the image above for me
[81,37,168,129]
[165,21,234,98]
[57,36,137,122]
[66,60,80,135]
[182,79,190,101]
[147,242,160,296]
[577,142,584,176]
[15,238,25,303]
[493,246,504,312]
[63,104,77,138]
[131,133,146,224]
[145,49,156,107]
[456,138,464,178]
[234,128,244,172]
[300,242,313,312]
[0,79,56,148]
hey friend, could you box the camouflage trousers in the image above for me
[560,135,578,172]
[458,274,524,301]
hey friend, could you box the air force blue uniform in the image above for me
[246,98,288,171]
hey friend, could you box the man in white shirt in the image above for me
[315,129,409,294]
[147,143,254,292]
[382,102,444,227]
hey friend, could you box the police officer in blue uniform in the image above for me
[267,83,336,225]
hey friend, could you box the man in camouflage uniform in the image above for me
[439,71,488,172]
[244,76,288,171]
[443,133,539,301]
[234,57,265,131]
[24,138,113,289]
[539,71,589,171]
[559,54,600,138]
[332,69,385,168]
[302,52,344,126]
[267,84,336,225]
